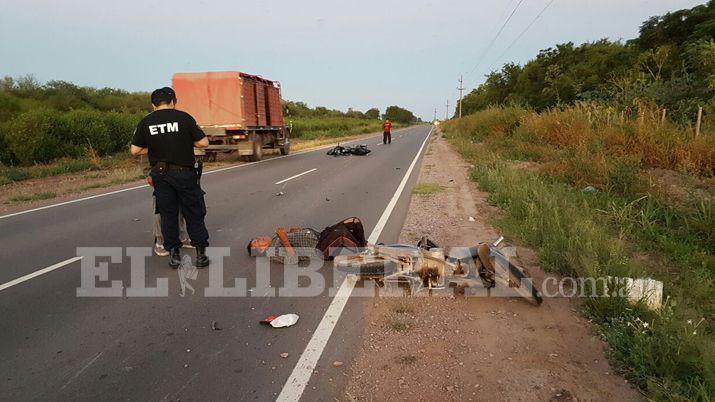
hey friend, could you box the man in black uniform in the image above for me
[131,87,210,268]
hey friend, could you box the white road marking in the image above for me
[0,130,412,221]
[274,168,317,185]
[0,256,83,292]
[276,126,433,402]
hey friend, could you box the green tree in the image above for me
[365,108,380,119]
[383,105,416,124]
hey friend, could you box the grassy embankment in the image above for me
[441,104,714,401]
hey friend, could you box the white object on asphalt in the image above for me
[468,216,476,222]
[271,314,299,328]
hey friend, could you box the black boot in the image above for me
[196,247,210,268]
[169,248,181,269]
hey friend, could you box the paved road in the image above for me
[0,125,432,401]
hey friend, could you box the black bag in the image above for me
[317,217,367,260]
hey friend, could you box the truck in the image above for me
[172,71,290,161]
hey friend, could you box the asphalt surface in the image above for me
[0,125,432,401]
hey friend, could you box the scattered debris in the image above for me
[261,314,299,328]
[276,191,285,196]
[609,277,664,310]
[334,236,543,305]
[327,144,371,156]
[333,361,344,367]
[582,185,597,193]
[280,353,289,358]
[132,218,141,221]
[211,321,221,331]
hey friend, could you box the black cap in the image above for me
[151,87,177,106]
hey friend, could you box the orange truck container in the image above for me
[172,71,289,161]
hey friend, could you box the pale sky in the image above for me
[0,0,706,119]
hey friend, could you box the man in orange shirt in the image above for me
[382,119,392,144]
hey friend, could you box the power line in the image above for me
[489,0,556,71]
[466,0,528,77]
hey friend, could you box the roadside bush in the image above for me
[443,105,527,143]
[0,122,16,165]
[4,108,65,164]
[56,109,112,157]
[4,108,141,165]
[103,112,141,152]
[0,91,22,123]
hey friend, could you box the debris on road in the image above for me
[327,144,371,156]
[280,353,289,358]
[276,191,285,196]
[211,320,221,331]
[334,236,543,305]
[333,361,344,367]
[260,314,299,328]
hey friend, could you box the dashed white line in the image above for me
[0,129,411,221]
[276,126,433,402]
[274,168,318,185]
[0,256,83,292]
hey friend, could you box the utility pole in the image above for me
[433,107,437,122]
[445,99,449,120]
[457,75,465,118]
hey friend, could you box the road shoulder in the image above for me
[343,134,641,401]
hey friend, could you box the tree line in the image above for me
[459,1,715,124]
[283,101,418,124]
[0,77,419,166]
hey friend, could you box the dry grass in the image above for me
[441,108,715,401]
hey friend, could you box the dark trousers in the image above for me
[383,131,391,144]
[152,169,209,251]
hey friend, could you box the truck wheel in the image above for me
[280,140,290,156]
[249,140,263,162]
